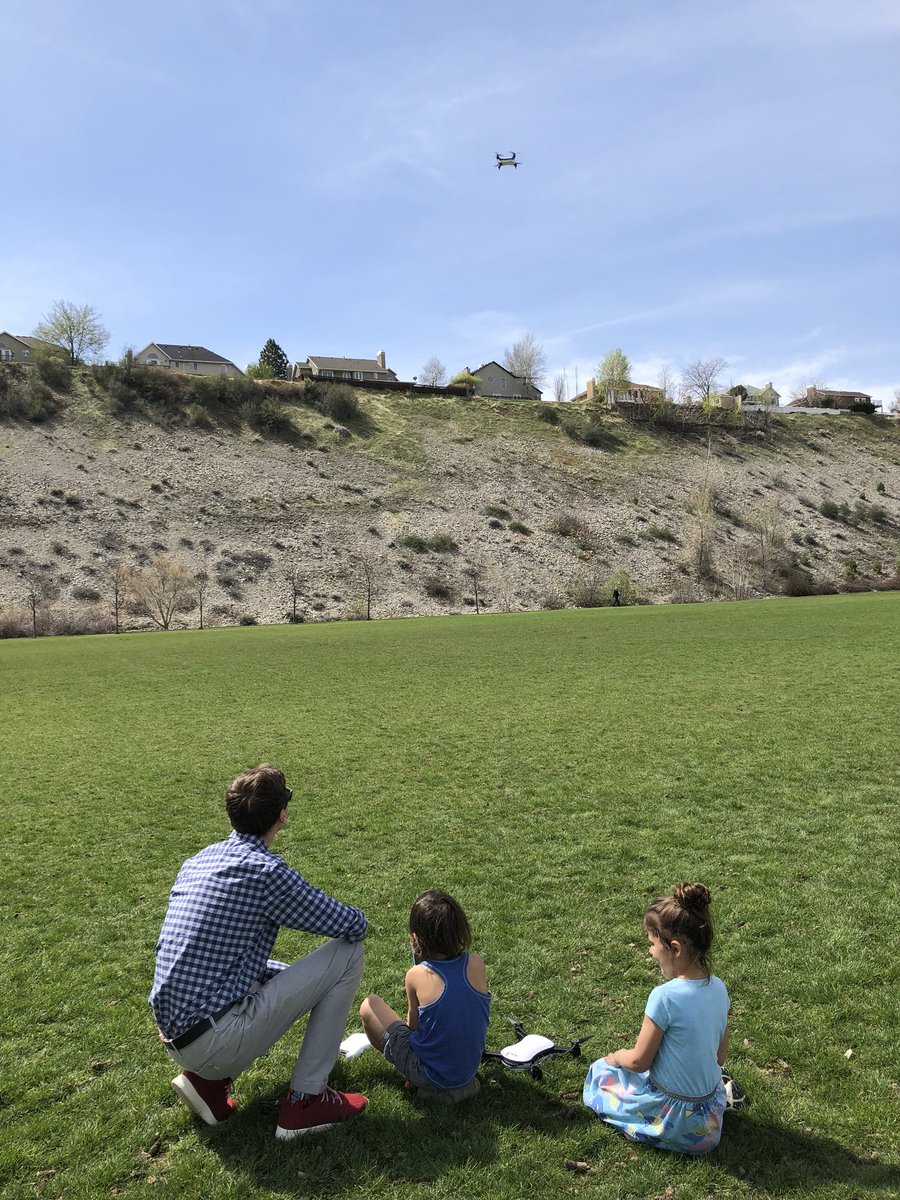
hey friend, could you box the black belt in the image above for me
[169,1001,238,1051]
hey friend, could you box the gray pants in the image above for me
[164,938,365,1095]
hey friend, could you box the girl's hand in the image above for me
[604,1051,619,1067]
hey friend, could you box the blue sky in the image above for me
[3,0,898,406]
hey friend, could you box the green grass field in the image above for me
[2,594,898,1199]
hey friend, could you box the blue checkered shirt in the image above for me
[149,831,367,1040]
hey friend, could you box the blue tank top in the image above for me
[409,954,491,1089]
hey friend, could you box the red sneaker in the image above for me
[171,1071,236,1125]
[275,1086,368,1140]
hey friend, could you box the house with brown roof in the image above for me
[134,343,243,377]
[470,361,542,401]
[290,351,398,384]
[571,378,663,405]
[790,386,878,412]
[0,332,64,363]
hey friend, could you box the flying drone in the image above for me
[482,1019,590,1080]
[496,151,518,169]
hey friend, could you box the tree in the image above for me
[657,364,678,403]
[33,300,109,365]
[105,561,131,634]
[194,569,210,629]
[258,338,289,380]
[551,371,568,403]
[285,563,304,622]
[596,348,631,404]
[891,388,900,415]
[356,554,378,620]
[462,560,486,613]
[449,370,480,394]
[128,557,196,630]
[503,334,548,387]
[420,357,447,387]
[680,358,727,405]
[22,572,59,637]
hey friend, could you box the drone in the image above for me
[496,152,518,169]
[482,1019,590,1080]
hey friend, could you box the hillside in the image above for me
[1,364,898,633]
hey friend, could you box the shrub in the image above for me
[318,384,359,423]
[819,498,840,519]
[423,575,455,602]
[71,586,102,602]
[484,505,512,520]
[547,511,589,539]
[36,354,72,391]
[876,481,886,494]
[580,415,607,447]
[24,376,62,422]
[487,518,504,529]
[869,504,887,523]
[537,405,560,425]
[508,521,532,535]
[238,614,259,626]
[399,533,458,554]
[641,524,679,544]
[843,558,858,580]
[567,569,605,608]
[782,569,816,597]
[184,403,216,429]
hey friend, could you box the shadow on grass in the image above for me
[206,1070,588,1192]
[710,1112,899,1193]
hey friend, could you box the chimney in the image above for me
[586,378,595,401]
[806,385,816,401]
[376,350,386,369]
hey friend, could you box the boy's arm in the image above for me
[405,966,420,1031]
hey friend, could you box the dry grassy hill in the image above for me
[1,364,898,634]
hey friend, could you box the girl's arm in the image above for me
[604,1015,664,1073]
[717,1024,729,1067]
[404,967,420,1031]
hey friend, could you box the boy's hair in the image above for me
[409,889,471,959]
[225,764,292,836]
[643,882,713,975]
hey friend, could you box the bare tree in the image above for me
[748,499,784,570]
[194,569,210,629]
[681,358,727,405]
[284,563,304,622]
[890,387,900,414]
[462,560,486,613]
[503,334,548,388]
[128,557,196,630]
[33,300,109,365]
[105,561,130,634]
[357,554,378,620]
[420,357,447,387]
[22,572,59,637]
[657,363,678,403]
[551,371,568,403]
[596,348,631,404]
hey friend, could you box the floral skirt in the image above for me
[583,1058,725,1156]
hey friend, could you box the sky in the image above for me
[3,0,898,407]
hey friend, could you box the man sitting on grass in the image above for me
[149,763,368,1140]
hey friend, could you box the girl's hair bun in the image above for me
[674,882,711,912]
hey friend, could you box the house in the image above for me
[134,343,244,377]
[0,333,63,363]
[789,386,878,412]
[290,351,398,384]
[571,378,663,405]
[470,361,542,401]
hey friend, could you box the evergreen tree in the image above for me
[258,338,289,379]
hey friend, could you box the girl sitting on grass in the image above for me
[360,889,490,1102]
[583,883,729,1154]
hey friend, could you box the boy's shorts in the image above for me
[381,1020,432,1087]
[381,1020,482,1102]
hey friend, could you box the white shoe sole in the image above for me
[275,1121,334,1140]
[171,1073,221,1126]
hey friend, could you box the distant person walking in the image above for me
[612,588,621,606]
[150,764,369,1140]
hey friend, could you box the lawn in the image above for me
[1,594,898,1200]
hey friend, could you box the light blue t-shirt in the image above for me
[645,975,729,1099]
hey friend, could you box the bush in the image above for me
[318,384,359,423]
[399,533,458,554]
[819,498,840,519]
[641,524,679,544]
[875,481,886,494]
[580,415,607,447]
[537,405,560,425]
[423,575,455,602]
[508,521,532,535]
[547,511,589,539]
[238,614,259,626]
[484,505,512,520]
[35,354,72,391]
[782,569,816,597]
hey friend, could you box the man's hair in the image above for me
[409,889,471,959]
[225,764,291,836]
